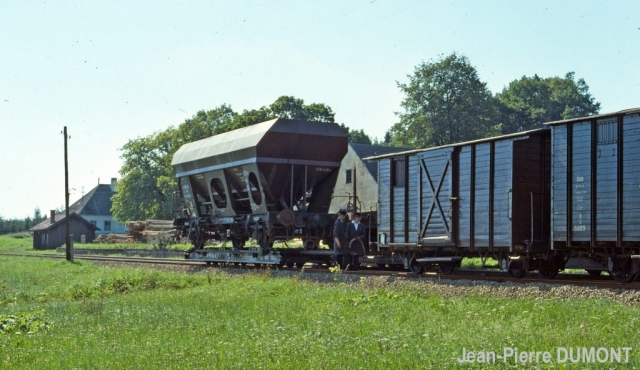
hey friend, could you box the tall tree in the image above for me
[269,96,335,122]
[389,53,499,148]
[496,72,601,133]
[339,124,372,144]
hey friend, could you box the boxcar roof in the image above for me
[363,128,549,160]
[543,107,640,126]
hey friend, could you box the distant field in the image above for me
[1,254,639,368]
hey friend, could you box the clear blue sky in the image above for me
[1,0,639,219]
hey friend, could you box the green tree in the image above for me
[111,134,174,221]
[269,96,335,122]
[339,124,372,144]
[496,72,601,133]
[389,53,499,149]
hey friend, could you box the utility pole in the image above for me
[63,126,72,261]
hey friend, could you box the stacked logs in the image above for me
[126,219,176,242]
[92,220,176,243]
[93,234,136,244]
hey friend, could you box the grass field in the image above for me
[1,233,639,369]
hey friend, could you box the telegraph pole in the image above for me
[64,126,72,261]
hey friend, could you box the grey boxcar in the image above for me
[369,129,556,276]
[546,108,640,282]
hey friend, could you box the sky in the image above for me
[1,0,639,219]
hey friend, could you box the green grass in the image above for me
[0,234,35,253]
[0,256,639,369]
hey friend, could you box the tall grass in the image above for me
[0,256,638,369]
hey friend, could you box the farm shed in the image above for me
[29,211,99,250]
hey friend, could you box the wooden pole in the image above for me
[64,126,72,261]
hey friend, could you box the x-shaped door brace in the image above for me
[419,157,451,239]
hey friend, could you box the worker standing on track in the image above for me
[346,213,366,271]
[333,209,350,270]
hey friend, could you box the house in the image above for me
[29,178,126,249]
[329,143,410,214]
[29,211,98,250]
[66,178,126,236]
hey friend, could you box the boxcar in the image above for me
[546,108,640,282]
[368,129,558,276]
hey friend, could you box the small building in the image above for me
[30,211,99,250]
[330,143,410,214]
[68,179,126,236]
[29,178,126,249]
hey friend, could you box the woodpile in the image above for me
[93,234,136,244]
[126,219,176,242]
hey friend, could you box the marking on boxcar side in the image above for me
[418,156,451,239]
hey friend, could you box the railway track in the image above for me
[3,252,639,291]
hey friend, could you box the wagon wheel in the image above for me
[231,237,246,249]
[609,258,638,284]
[585,269,602,277]
[438,262,456,275]
[507,259,526,278]
[303,239,318,250]
[538,268,559,279]
[295,261,305,268]
[409,261,424,274]
[286,262,294,268]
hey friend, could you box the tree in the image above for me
[339,124,372,144]
[496,72,601,133]
[269,96,335,122]
[389,53,500,149]
[111,133,176,221]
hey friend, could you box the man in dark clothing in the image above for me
[346,213,366,271]
[333,210,350,270]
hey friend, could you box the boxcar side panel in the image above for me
[408,155,420,243]
[623,113,640,240]
[571,121,592,241]
[457,146,472,247]
[392,178,406,242]
[492,140,513,247]
[473,143,491,247]
[595,117,618,241]
[377,159,392,237]
[512,133,550,245]
[551,125,568,244]
[417,148,453,244]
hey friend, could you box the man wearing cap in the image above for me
[346,213,366,271]
[333,210,350,270]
